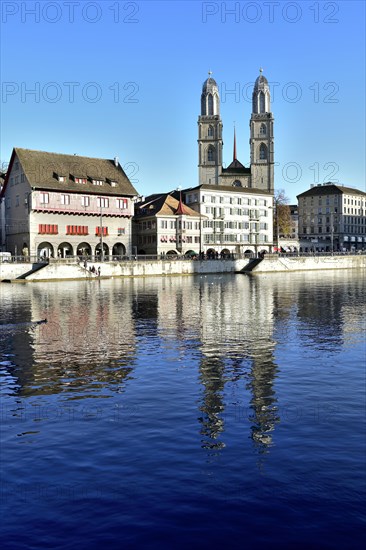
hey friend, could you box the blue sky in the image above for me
[0,0,365,202]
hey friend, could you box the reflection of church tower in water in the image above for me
[197,276,280,454]
[198,356,226,450]
[246,347,280,452]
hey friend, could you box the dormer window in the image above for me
[54,172,67,182]
[106,178,117,187]
[92,179,103,186]
[74,176,87,184]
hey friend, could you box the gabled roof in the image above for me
[222,158,249,172]
[135,193,201,219]
[297,183,366,199]
[0,148,138,198]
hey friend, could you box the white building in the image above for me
[184,185,273,256]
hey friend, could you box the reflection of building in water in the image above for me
[198,276,279,453]
[246,345,279,452]
[198,356,226,450]
[3,281,137,397]
[154,274,280,453]
[268,270,362,351]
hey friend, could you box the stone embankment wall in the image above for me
[247,254,366,273]
[0,258,249,282]
[1,255,365,282]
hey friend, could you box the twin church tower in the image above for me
[198,69,274,193]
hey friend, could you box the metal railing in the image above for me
[0,250,365,264]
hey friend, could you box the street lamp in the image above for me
[330,211,334,255]
[199,214,202,257]
[100,204,104,261]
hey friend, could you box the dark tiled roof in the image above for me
[297,183,366,199]
[9,148,138,197]
[135,193,201,219]
[222,158,250,173]
[184,184,273,196]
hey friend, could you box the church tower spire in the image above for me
[233,126,237,161]
[198,71,223,185]
[250,68,274,192]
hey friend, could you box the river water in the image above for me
[0,271,365,549]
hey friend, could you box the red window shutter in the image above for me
[54,225,58,234]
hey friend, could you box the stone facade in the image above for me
[198,69,274,193]
[297,183,366,252]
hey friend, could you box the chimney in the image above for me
[114,156,119,167]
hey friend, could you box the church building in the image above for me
[198,68,274,192]
[183,69,275,256]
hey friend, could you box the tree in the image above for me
[273,189,291,243]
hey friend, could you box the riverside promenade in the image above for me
[1,252,365,282]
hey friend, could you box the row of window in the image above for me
[58,176,117,187]
[344,226,365,234]
[203,234,269,244]
[66,226,89,236]
[38,224,58,235]
[204,207,267,217]
[302,226,366,235]
[344,216,365,224]
[160,236,200,244]
[38,225,125,236]
[186,194,268,206]
[161,220,201,230]
[205,143,268,162]
[9,174,26,186]
[38,193,128,209]
[302,196,365,207]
